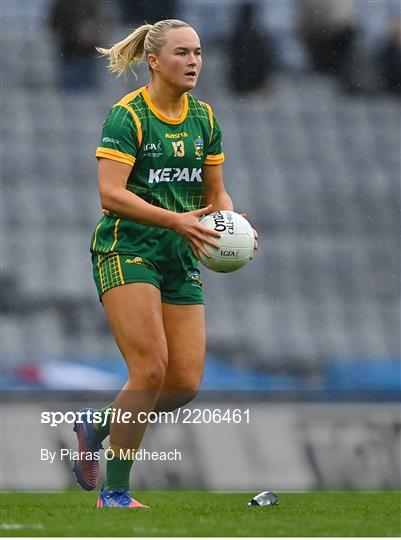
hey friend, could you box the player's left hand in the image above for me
[253,228,259,250]
[241,212,258,251]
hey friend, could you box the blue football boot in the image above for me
[97,488,149,508]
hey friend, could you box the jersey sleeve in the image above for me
[95,105,139,167]
[204,110,225,166]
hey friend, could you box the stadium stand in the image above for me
[2,0,400,385]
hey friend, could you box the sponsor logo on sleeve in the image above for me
[102,137,120,144]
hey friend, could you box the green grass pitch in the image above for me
[1,491,400,537]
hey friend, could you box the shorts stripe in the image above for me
[92,221,103,251]
[116,255,125,285]
[110,219,120,251]
[97,253,125,296]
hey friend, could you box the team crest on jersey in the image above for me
[194,137,204,159]
[186,269,202,287]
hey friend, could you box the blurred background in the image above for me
[1,0,400,491]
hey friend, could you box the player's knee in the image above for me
[142,358,167,388]
[126,347,168,389]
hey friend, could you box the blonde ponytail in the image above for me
[97,19,191,79]
[96,24,152,78]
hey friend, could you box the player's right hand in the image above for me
[171,204,221,259]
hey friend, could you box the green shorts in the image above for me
[91,229,204,305]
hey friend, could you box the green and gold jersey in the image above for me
[91,85,224,255]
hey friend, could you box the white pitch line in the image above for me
[1,523,44,530]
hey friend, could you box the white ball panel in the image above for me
[199,211,255,273]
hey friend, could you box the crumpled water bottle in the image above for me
[248,491,279,506]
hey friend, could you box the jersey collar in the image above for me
[141,86,188,125]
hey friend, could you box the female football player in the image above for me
[72,19,258,508]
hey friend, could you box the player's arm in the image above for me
[203,164,233,211]
[99,158,177,228]
[203,164,259,250]
[98,158,220,257]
